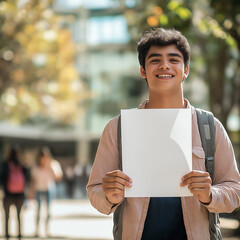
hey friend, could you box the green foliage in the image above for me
[125,0,192,44]
[0,0,90,126]
[175,7,192,20]
[210,0,240,50]
[159,14,168,26]
[124,0,240,172]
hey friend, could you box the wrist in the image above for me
[200,193,212,205]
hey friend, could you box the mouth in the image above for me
[156,74,174,78]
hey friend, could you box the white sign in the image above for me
[121,108,192,197]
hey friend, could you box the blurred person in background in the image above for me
[0,144,30,240]
[65,164,76,198]
[30,146,62,237]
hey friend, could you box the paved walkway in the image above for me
[0,199,239,240]
[0,199,112,240]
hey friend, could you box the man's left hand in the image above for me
[180,170,212,204]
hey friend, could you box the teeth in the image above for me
[158,74,172,78]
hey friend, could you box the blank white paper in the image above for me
[121,108,192,197]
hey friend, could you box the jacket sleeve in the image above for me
[206,118,240,213]
[87,116,121,215]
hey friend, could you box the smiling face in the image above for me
[140,44,189,97]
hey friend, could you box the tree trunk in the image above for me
[206,42,229,129]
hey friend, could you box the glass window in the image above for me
[53,0,82,10]
[87,16,130,45]
[54,0,138,11]
[54,0,118,10]
[83,0,117,9]
[125,0,137,8]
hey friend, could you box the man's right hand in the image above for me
[102,170,133,204]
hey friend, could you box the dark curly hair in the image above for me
[137,28,191,69]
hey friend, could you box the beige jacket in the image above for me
[87,100,240,240]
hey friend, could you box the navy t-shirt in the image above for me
[141,197,187,240]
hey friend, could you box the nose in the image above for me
[159,60,170,70]
[159,65,170,70]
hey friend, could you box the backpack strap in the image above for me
[196,108,222,240]
[196,109,215,182]
[113,115,125,240]
[117,115,122,171]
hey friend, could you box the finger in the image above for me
[187,182,211,190]
[103,187,123,195]
[189,187,211,196]
[103,175,131,186]
[105,170,133,187]
[106,170,133,183]
[181,176,212,186]
[104,189,124,204]
[103,175,132,188]
[182,170,210,181]
[102,181,126,191]
[183,170,210,179]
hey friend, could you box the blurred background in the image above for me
[0,0,240,239]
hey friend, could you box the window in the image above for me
[87,16,130,45]
[83,0,117,9]
[125,0,137,8]
[53,0,82,10]
[54,0,117,10]
[54,0,137,11]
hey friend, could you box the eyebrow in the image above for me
[147,53,183,59]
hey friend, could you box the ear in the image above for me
[184,65,189,79]
[140,66,146,79]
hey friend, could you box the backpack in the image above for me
[196,109,221,240]
[114,108,221,240]
[7,161,25,194]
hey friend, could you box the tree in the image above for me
[125,0,240,234]
[125,0,240,132]
[191,0,240,130]
[0,0,90,126]
[209,0,240,143]
[125,0,192,45]
[209,0,240,232]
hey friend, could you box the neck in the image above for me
[146,92,185,109]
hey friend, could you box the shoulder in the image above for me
[194,107,230,142]
[106,115,120,129]
[102,115,120,137]
[98,115,120,149]
[192,107,217,124]
[193,107,214,117]
[195,108,225,128]
[213,117,231,144]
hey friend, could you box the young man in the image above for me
[87,28,240,240]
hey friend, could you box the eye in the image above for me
[170,58,180,63]
[150,59,159,63]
